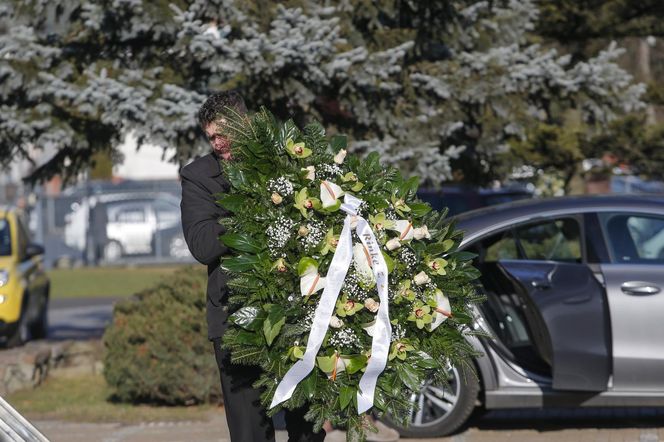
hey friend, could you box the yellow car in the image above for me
[0,207,49,347]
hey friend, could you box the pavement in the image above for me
[30,407,664,441]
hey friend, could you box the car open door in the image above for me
[497,259,611,391]
[480,216,612,392]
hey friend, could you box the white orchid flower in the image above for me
[394,220,414,241]
[353,243,375,283]
[430,289,452,331]
[320,180,345,208]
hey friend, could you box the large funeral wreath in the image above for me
[217,109,481,440]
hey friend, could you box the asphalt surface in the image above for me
[47,296,121,340]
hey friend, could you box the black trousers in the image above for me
[212,338,326,442]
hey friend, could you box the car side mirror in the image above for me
[25,243,45,259]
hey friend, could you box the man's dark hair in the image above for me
[198,90,247,129]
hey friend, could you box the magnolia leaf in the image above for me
[396,363,421,391]
[330,134,347,152]
[409,202,432,216]
[382,251,395,273]
[229,306,264,331]
[451,251,478,262]
[220,233,262,253]
[221,255,260,272]
[263,305,286,346]
[340,385,355,410]
[216,194,245,212]
[234,330,263,346]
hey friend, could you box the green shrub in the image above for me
[103,266,221,405]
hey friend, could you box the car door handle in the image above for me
[621,281,661,295]
[530,279,551,290]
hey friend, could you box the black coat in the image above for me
[180,153,230,340]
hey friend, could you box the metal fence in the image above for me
[30,179,195,269]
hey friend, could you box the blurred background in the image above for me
[2,1,664,441]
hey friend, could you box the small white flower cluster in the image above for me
[391,323,406,341]
[397,247,418,271]
[328,327,361,350]
[299,219,326,252]
[302,306,316,331]
[342,266,371,301]
[266,215,296,256]
[317,163,343,180]
[266,176,294,197]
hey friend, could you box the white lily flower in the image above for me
[394,220,414,241]
[413,271,431,286]
[333,149,347,164]
[430,289,452,331]
[320,180,345,208]
[300,269,326,297]
[385,237,401,251]
[413,225,431,240]
[302,166,315,181]
[352,243,375,283]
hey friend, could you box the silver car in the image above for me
[387,195,664,437]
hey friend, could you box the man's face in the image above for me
[205,119,232,160]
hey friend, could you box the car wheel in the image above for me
[169,235,189,258]
[383,362,480,438]
[104,240,123,262]
[30,286,49,340]
[6,298,31,348]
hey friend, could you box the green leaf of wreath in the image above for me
[330,134,347,152]
[220,233,263,253]
[396,363,421,391]
[345,355,368,374]
[230,306,265,331]
[263,304,286,346]
[217,194,245,212]
[221,254,261,272]
[339,385,355,410]
[409,202,432,216]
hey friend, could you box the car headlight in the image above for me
[0,294,5,304]
[0,269,8,287]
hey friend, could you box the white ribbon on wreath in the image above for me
[270,193,392,414]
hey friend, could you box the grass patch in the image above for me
[47,265,192,298]
[6,374,216,423]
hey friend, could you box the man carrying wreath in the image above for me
[179,91,326,442]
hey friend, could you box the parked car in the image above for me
[416,186,533,216]
[0,207,49,347]
[386,194,664,437]
[64,192,182,262]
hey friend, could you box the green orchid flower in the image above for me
[285,138,312,159]
[395,279,416,303]
[368,212,396,231]
[426,257,448,275]
[408,301,433,329]
[335,294,364,317]
[287,345,305,361]
[320,228,339,255]
[391,195,411,217]
[389,341,415,361]
[293,188,321,219]
[270,258,288,273]
[341,172,364,192]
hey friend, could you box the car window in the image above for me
[153,201,179,223]
[0,219,11,256]
[115,207,146,223]
[600,213,664,263]
[515,218,582,262]
[484,230,519,261]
